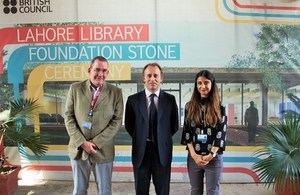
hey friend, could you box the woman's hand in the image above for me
[188,143,210,166]
[192,154,209,166]
[202,154,213,162]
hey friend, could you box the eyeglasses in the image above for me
[94,68,108,74]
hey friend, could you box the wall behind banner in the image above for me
[1,0,300,183]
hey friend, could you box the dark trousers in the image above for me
[187,154,223,195]
[248,124,257,143]
[133,142,171,195]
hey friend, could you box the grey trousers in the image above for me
[70,158,113,195]
[187,154,223,195]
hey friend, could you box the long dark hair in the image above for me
[186,70,221,127]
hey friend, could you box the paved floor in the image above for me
[12,180,276,195]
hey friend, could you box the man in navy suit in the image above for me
[125,63,179,195]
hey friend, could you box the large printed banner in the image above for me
[2,23,179,98]
[1,0,300,182]
[2,0,300,74]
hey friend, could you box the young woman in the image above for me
[181,70,227,195]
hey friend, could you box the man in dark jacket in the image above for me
[125,63,179,195]
[245,101,259,144]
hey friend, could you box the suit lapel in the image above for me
[138,90,148,122]
[82,80,92,102]
[82,81,108,110]
[157,91,165,122]
[93,83,109,110]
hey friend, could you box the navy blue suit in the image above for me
[125,90,179,195]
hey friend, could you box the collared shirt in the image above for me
[89,82,103,113]
[90,81,103,98]
[145,89,160,114]
[91,86,100,98]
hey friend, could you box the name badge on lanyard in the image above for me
[84,86,102,129]
[82,121,92,130]
[197,129,207,143]
[197,134,207,143]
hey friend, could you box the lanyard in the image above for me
[88,87,102,117]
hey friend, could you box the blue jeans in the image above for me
[187,154,223,195]
[70,158,113,195]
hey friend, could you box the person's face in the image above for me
[88,59,109,87]
[143,65,163,93]
[197,76,212,98]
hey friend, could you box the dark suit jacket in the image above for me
[125,90,179,167]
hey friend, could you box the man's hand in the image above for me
[81,141,97,154]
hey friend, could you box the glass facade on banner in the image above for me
[33,78,300,147]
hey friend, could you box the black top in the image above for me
[181,101,227,155]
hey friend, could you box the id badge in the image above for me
[82,121,92,130]
[197,134,207,143]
